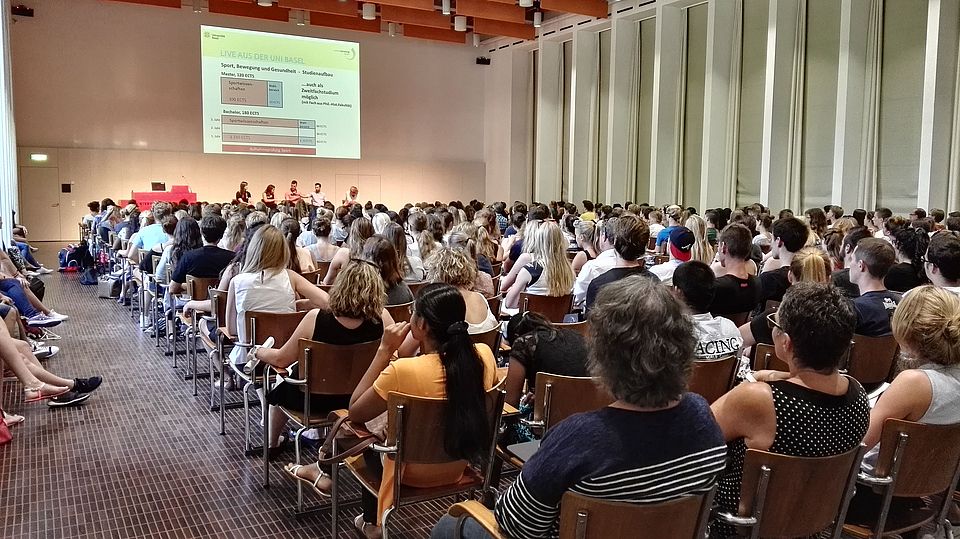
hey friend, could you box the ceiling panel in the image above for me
[454,0,526,24]
[309,11,382,32]
[209,0,291,21]
[277,0,357,16]
[381,5,451,30]
[403,24,466,44]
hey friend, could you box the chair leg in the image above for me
[381,506,396,539]
[191,319,199,396]
[331,441,340,538]
[242,381,253,453]
[219,358,227,436]
[294,426,306,512]
[171,310,178,368]
[262,388,270,488]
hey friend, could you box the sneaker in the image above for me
[73,376,102,394]
[27,314,61,328]
[34,346,59,360]
[36,267,53,275]
[47,311,69,321]
[24,270,39,278]
[47,391,91,407]
[243,336,274,376]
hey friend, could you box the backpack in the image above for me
[79,267,98,285]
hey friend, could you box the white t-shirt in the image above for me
[690,313,744,360]
[572,248,617,307]
[310,192,326,207]
[229,269,296,362]
[648,223,665,239]
[650,259,682,286]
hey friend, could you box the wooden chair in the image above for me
[314,260,332,280]
[446,487,716,539]
[176,276,219,390]
[842,419,960,539]
[519,293,573,323]
[491,275,501,295]
[689,355,739,404]
[407,281,427,298]
[490,261,503,277]
[646,236,657,252]
[485,295,502,320]
[469,326,501,354]
[299,269,324,285]
[197,288,228,409]
[386,301,414,323]
[565,251,577,262]
[318,283,335,293]
[844,334,899,387]
[227,310,307,456]
[715,444,865,539]
[653,255,671,265]
[523,373,613,435]
[330,383,507,538]
[751,343,789,372]
[555,320,590,339]
[270,338,381,504]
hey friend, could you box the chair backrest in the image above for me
[719,311,751,327]
[845,334,898,386]
[245,310,308,347]
[874,419,960,497]
[532,373,613,433]
[150,254,161,275]
[318,283,335,293]
[689,355,738,404]
[520,293,573,323]
[737,445,864,538]
[654,255,671,265]
[386,301,413,323]
[491,276,501,295]
[209,288,229,329]
[469,326,500,353]
[185,275,219,302]
[385,379,506,466]
[314,260,332,280]
[565,251,577,262]
[490,261,503,277]
[485,295,502,319]
[300,269,324,285]
[751,343,789,372]
[646,236,656,251]
[407,281,427,298]
[558,489,714,539]
[554,320,590,339]
[299,338,381,397]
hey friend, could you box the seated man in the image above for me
[709,224,762,317]
[584,214,657,311]
[849,238,901,336]
[430,277,727,539]
[830,226,873,298]
[169,214,234,297]
[674,261,744,360]
[649,226,694,286]
[759,217,809,305]
[924,231,960,295]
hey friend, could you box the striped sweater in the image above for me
[494,395,727,538]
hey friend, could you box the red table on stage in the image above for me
[122,185,197,212]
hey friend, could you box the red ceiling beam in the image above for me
[403,25,466,44]
[540,0,608,18]
[473,18,534,40]
[209,0,291,21]
[309,11,382,32]
[381,5,451,29]
[108,0,181,8]
[455,0,525,24]
[277,0,357,16]
[376,0,435,11]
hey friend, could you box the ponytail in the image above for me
[415,283,490,461]
[280,218,302,274]
[790,247,829,283]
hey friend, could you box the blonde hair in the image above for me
[346,217,374,258]
[834,217,858,236]
[240,225,289,274]
[526,222,574,296]
[789,247,830,284]
[893,285,960,366]
[222,214,245,251]
[685,215,715,264]
[425,247,477,289]
[328,261,386,321]
[575,220,597,247]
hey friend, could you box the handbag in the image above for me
[316,410,382,465]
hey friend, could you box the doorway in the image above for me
[18,167,63,241]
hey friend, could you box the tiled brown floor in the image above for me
[0,245,451,538]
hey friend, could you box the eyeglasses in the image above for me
[919,255,929,265]
[766,311,784,333]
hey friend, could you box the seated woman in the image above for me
[446,230,495,297]
[502,312,588,408]
[709,282,870,538]
[248,261,392,457]
[503,222,575,312]
[570,219,599,276]
[342,283,499,539]
[323,217,373,285]
[157,217,202,309]
[279,218,315,274]
[431,276,728,539]
[306,217,340,265]
[0,310,101,407]
[225,225,330,370]
[845,285,960,523]
[382,223,425,282]
[362,236,413,305]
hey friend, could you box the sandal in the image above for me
[2,411,24,427]
[23,383,69,403]
[354,515,382,539]
[282,463,331,498]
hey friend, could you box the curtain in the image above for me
[623,27,641,204]
[785,0,808,211]
[725,0,745,208]
[0,0,18,245]
[585,33,601,201]
[857,0,883,210]
[947,8,960,210]
[676,9,689,204]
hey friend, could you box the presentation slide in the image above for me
[200,25,360,159]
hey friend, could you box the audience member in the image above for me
[885,226,930,292]
[674,261,743,360]
[759,217,809,304]
[849,238,901,336]
[710,224,762,316]
[650,226,694,286]
[503,222,574,311]
[830,226,873,298]
[362,236,413,306]
[923,231,960,295]
[584,213,656,311]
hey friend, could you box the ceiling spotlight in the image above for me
[454,15,467,32]
[362,2,376,20]
[388,22,397,37]
[533,10,542,27]
[257,0,272,6]
[518,0,533,6]
[441,0,451,15]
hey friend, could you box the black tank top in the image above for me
[312,310,383,344]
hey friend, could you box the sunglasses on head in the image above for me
[766,311,784,333]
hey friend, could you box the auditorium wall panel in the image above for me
[12,0,486,233]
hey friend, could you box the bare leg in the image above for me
[0,323,69,396]
[269,405,287,448]
[22,285,50,316]
[3,306,20,337]
[15,340,73,387]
